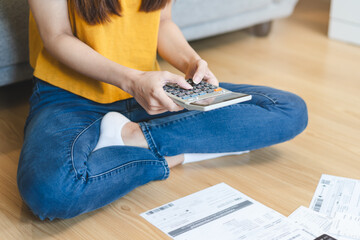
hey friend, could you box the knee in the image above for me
[17,163,80,220]
[279,92,308,139]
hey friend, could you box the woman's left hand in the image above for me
[185,58,219,86]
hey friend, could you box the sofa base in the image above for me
[252,21,272,37]
[0,63,33,87]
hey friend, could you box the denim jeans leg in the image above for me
[139,83,308,156]
[17,81,169,220]
[17,80,307,220]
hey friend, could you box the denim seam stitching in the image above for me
[145,100,265,129]
[140,122,169,179]
[246,91,278,104]
[71,117,103,180]
[140,122,162,158]
[145,111,208,129]
[142,123,168,174]
[87,159,165,179]
[141,102,256,131]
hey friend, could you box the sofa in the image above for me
[0,0,298,87]
[172,0,298,41]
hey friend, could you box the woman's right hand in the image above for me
[127,71,193,115]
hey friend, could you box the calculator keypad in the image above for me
[163,79,223,100]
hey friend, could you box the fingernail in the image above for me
[186,82,193,88]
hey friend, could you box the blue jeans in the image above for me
[17,78,308,220]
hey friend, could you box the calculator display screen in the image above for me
[190,92,249,106]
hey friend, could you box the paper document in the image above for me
[288,206,332,235]
[141,183,321,240]
[309,174,360,240]
[309,174,360,218]
[329,212,360,240]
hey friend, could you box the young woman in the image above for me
[18,0,308,220]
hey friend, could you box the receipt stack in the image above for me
[141,175,360,240]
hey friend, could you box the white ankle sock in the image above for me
[183,151,249,164]
[93,112,130,152]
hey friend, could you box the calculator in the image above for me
[163,79,252,111]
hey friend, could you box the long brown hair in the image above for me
[71,0,170,25]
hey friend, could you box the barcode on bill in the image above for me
[146,203,174,215]
[321,179,331,185]
[313,198,323,212]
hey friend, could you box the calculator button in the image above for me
[214,88,222,92]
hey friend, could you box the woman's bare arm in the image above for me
[158,1,218,85]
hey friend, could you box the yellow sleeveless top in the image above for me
[29,0,161,103]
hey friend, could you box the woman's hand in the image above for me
[185,59,219,86]
[127,71,193,115]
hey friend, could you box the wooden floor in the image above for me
[1,0,359,239]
